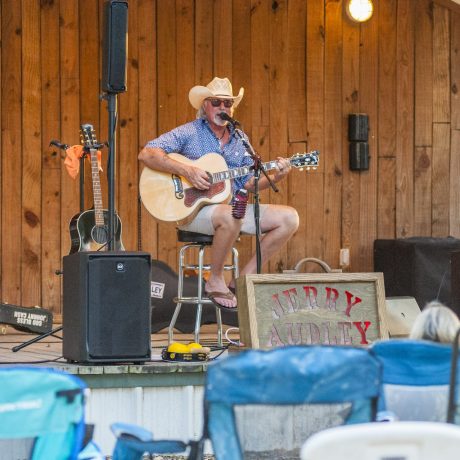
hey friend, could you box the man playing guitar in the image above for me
[138,77,299,311]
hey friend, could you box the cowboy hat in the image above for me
[189,77,244,110]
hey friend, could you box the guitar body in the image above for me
[69,209,124,254]
[139,153,232,224]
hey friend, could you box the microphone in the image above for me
[232,189,248,220]
[219,112,240,126]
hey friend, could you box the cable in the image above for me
[436,269,448,301]
[225,327,243,347]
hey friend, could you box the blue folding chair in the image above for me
[0,366,87,460]
[371,339,460,423]
[111,422,191,460]
[198,346,382,460]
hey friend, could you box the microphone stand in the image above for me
[232,125,278,274]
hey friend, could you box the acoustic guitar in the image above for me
[68,124,124,253]
[139,150,319,224]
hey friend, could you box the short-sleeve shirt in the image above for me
[145,118,254,194]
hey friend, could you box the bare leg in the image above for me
[240,205,299,276]
[204,205,242,308]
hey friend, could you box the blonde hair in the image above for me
[409,301,460,343]
[196,104,207,119]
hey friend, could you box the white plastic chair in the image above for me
[301,421,460,460]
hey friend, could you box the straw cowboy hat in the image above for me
[188,77,244,110]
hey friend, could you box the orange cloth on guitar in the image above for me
[64,145,103,179]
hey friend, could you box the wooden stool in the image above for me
[168,230,239,346]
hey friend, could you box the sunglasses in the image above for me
[207,98,234,108]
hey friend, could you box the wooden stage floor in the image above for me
[0,323,238,369]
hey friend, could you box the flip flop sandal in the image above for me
[206,290,238,312]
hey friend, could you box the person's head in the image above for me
[409,301,460,343]
[189,77,244,126]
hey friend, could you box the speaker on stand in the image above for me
[63,252,151,363]
[102,0,128,93]
[101,0,128,250]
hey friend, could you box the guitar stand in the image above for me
[12,326,63,353]
[11,141,88,354]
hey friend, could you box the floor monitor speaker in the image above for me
[102,0,128,93]
[63,251,151,363]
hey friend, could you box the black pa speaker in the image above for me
[374,237,460,315]
[348,113,369,141]
[63,251,151,363]
[349,141,369,171]
[102,0,128,93]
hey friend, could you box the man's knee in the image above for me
[213,207,243,231]
[284,207,300,233]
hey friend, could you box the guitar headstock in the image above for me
[80,123,103,151]
[290,150,320,171]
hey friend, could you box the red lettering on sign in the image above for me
[344,291,362,317]
[337,322,353,345]
[302,286,319,309]
[282,288,300,313]
[265,324,285,347]
[325,287,339,311]
[352,321,371,344]
[304,322,321,344]
[286,323,302,345]
[271,294,286,320]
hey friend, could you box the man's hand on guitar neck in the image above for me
[273,157,292,182]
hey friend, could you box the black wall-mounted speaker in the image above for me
[348,114,369,142]
[102,0,128,93]
[349,141,369,171]
[63,251,151,363]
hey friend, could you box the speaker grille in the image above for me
[87,255,150,358]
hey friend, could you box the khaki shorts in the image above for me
[178,204,268,235]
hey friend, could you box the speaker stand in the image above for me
[103,91,118,251]
[11,326,63,353]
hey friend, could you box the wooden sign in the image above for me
[236,273,389,349]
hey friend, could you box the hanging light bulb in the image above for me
[346,0,374,23]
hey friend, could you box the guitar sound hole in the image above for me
[91,226,109,245]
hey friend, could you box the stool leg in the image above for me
[232,247,239,280]
[193,245,206,344]
[168,245,188,345]
[215,307,223,346]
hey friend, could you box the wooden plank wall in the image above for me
[1,0,460,315]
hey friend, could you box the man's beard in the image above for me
[212,113,227,127]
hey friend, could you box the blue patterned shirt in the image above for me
[146,118,254,193]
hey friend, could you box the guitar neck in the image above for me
[89,148,105,226]
[210,160,278,185]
